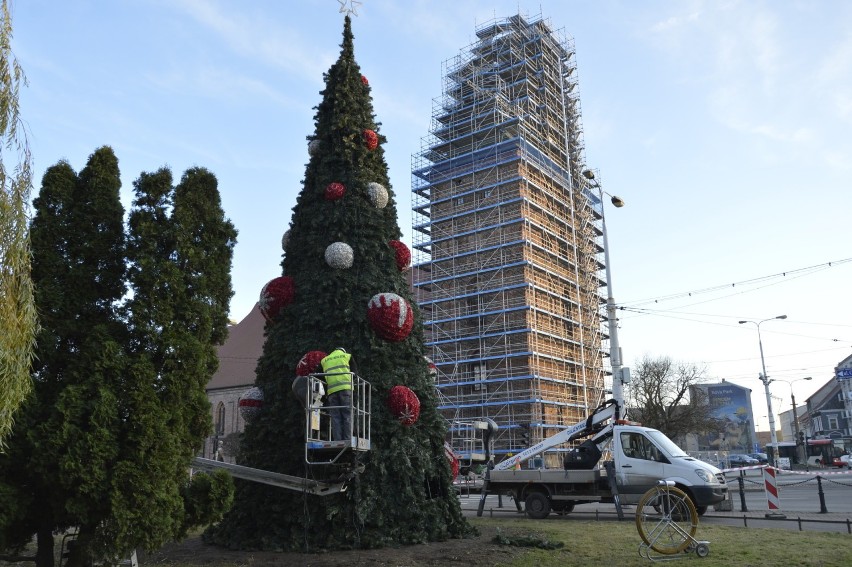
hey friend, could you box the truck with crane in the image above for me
[476,399,728,519]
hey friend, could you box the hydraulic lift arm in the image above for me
[191,457,348,496]
[494,399,620,471]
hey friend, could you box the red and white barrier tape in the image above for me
[721,464,852,475]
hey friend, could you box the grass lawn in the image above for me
[479,517,851,567]
[9,517,851,567]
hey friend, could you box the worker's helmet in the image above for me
[336,347,347,353]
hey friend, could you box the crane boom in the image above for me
[191,457,348,495]
[494,399,620,471]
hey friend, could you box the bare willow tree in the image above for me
[0,0,37,448]
[628,355,720,441]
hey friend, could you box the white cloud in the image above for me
[170,0,335,81]
[650,11,700,34]
[146,65,299,109]
[641,1,852,169]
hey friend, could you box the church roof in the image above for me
[208,304,266,391]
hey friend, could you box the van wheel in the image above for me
[524,491,550,519]
[695,505,707,516]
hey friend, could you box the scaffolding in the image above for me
[412,14,609,467]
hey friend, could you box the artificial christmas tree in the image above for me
[206,16,472,551]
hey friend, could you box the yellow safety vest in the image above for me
[321,350,352,394]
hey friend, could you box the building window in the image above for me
[827,414,839,430]
[216,402,226,434]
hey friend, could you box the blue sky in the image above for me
[12,0,852,432]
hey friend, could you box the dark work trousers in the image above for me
[327,389,352,441]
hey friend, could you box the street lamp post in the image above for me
[739,315,787,468]
[583,170,626,416]
[776,377,812,465]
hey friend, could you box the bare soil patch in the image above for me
[139,525,526,567]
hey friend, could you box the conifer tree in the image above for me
[0,147,127,564]
[115,166,237,551]
[0,151,235,564]
[206,16,472,551]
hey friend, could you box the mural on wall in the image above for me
[698,383,756,453]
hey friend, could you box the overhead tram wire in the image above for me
[617,306,852,347]
[617,257,852,308]
[618,307,852,329]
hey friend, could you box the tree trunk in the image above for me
[35,525,54,567]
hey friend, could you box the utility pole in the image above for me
[739,315,787,468]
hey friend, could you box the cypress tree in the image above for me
[168,168,238,451]
[113,165,236,551]
[0,151,236,563]
[0,159,77,559]
[0,147,127,564]
[206,17,472,551]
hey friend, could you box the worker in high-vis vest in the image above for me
[320,348,355,441]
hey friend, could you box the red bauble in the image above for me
[444,441,460,478]
[361,75,369,86]
[388,240,411,271]
[367,292,414,342]
[259,276,294,321]
[363,129,378,151]
[324,182,345,201]
[296,350,328,377]
[387,385,420,426]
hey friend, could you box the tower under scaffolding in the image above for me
[411,14,610,466]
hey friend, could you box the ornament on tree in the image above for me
[281,229,290,251]
[325,242,354,269]
[239,386,264,422]
[388,240,411,271]
[363,129,378,150]
[387,385,420,426]
[259,276,295,321]
[444,441,460,478]
[324,181,346,201]
[367,182,388,209]
[308,139,320,156]
[361,75,369,85]
[367,292,414,342]
[296,350,328,377]
[425,356,438,380]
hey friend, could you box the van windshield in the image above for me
[646,430,689,458]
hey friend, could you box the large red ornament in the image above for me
[324,182,345,201]
[367,292,414,342]
[387,385,420,426]
[388,240,411,271]
[363,129,378,151]
[361,75,369,86]
[296,350,328,377]
[259,276,294,321]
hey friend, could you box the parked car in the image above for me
[749,452,769,464]
[728,454,759,467]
